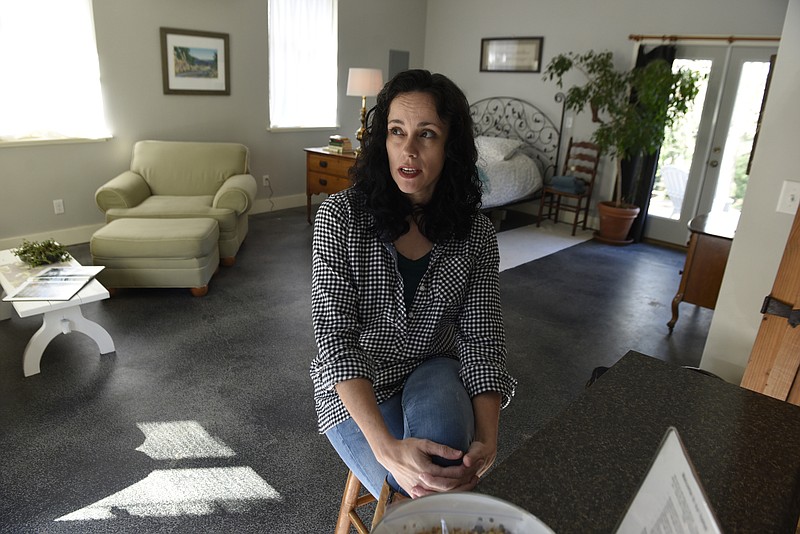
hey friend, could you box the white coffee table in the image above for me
[0,249,115,376]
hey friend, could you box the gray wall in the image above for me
[1,0,795,383]
[0,0,427,248]
[424,0,788,206]
[424,0,792,383]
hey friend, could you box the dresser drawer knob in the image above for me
[318,178,328,186]
[319,161,328,168]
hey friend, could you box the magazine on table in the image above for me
[2,266,105,302]
[615,427,722,534]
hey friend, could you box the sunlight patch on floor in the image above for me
[135,420,235,460]
[56,420,280,522]
[56,467,280,520]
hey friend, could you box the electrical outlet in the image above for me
[262,174,270,187]
[777,180,800,215]
[53,199,64,215]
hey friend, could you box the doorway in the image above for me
[645,45,777,245]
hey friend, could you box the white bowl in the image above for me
[372,492,554,534]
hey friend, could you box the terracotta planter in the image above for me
[594,201,640,245]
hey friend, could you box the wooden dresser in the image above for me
[668,213,738,332]
[304,147,357,223]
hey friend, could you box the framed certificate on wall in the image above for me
[480,37,543,73]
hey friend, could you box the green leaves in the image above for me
[12,239,70,267]
[544,49,702,159]
[543,49,703,205]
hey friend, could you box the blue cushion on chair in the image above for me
[549,175,587,194]
[477,166,491,193]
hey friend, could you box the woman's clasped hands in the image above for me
[376,436,496,498]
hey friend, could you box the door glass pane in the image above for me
[709,61,771,215]
[648,59,711,220]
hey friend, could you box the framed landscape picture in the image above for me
[160,27,230,95]
[480,37,543,73]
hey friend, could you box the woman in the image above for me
[310,69,516,500]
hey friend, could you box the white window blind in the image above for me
[0,0,111,143]
[268,0,338,129]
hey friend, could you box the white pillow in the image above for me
[474,136,524,163]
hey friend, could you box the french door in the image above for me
[644,45,777,245]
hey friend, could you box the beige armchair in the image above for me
[95,140,257,265]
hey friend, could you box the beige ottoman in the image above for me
[91,218,220,296]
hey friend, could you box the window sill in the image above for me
[0,136,112,148]
[267,125,340,133]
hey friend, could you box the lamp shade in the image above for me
[346,68,384,97]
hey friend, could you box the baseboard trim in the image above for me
[0,194,314,249]
[0,223,106,250]
[250,193,310,215]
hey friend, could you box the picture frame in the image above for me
[160,27,230,95]
[480,37,543,73]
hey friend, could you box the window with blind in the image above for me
[268,0,338,130]
[0,0,110,143]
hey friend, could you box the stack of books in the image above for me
[325,135,354,154]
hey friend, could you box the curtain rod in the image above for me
[629,34,779,43]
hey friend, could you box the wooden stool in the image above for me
[334,470,400,533]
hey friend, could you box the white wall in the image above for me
[424,0,788,211]
[0,0,427,249]
[1,0,786,249]
[700,0,800,382]
[424,0,792,381]
[0,0,793,380]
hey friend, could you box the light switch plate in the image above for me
[777,180,800,215]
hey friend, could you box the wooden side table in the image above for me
[305,147,356,223]
[667,213,738,332]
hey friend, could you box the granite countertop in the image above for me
[478,351,800,533]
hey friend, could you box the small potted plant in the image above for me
[544,50,702,243]
[12,239,70,267]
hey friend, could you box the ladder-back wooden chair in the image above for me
[537,138,601,235]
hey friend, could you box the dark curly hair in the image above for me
[350,69,481,243]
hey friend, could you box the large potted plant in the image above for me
[544,50,702,244]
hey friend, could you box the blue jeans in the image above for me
[325,357,475,498]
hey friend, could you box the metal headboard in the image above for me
[470,95,564,179]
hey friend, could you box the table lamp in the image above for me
[346,67,384,152]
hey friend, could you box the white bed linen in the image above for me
[479,152,543,209]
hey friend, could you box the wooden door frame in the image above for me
[741,203,800,403]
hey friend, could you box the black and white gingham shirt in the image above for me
[310,188,517,434]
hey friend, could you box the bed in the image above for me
[470,96,563,210]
